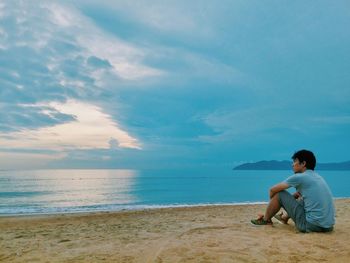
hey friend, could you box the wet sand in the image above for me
[1,199,349,262]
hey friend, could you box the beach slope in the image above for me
[1,199,349,262]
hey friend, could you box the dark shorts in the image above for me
[278,191,333,233]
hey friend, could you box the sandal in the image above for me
[251,214,273,226]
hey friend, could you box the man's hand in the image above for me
[293,192,301,199]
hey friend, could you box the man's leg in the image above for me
[251,193,282,225]
[278,190,307,232]
[252,190,307,230]
[263,193,281,222]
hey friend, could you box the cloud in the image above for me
[179,53,246,85]
[44,1,164,80]
[0,99,141,150]
[0,151,66,170]
[0,0,163,134]
[197,106,300,144]
[0,102,76,132]
[1,0,349,168]
[198,105,350,149]
[0,2,4,18]
[311,116,350,125]
[87,56,112,69]
[79,0,217,38]
[0,0,163,89]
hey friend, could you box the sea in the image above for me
[1,169,349,216]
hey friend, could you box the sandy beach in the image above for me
[1,199,349,262]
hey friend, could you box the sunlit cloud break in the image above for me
[0,99,142,151]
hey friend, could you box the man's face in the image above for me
[292,158,306,173]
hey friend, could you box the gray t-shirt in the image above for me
[284,170,335,228]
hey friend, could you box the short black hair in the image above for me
[291,150,316,170]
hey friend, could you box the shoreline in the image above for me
[1,199,349,262]
[1,197,349,218]
[0,201,269,218]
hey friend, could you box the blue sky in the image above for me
[0,0,349,169]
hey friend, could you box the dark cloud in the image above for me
[0,103,76,132]
[0,2,119,132]
[87,56,112,69]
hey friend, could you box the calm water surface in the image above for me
[0,169,349,215]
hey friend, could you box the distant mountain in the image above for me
[233,160,350,170]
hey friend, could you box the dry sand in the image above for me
[1,199,349,262]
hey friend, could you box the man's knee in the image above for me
[278,190,289,196]
[278,190,292,205]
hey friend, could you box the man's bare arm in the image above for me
[269,183,289,199]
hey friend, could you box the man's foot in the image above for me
[251,214,273,226]
[274,212,289,224]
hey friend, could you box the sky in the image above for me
[0,0,349,170]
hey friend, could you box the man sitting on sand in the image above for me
[251,149,335,233]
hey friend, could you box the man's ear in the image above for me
[301,161,307,167]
